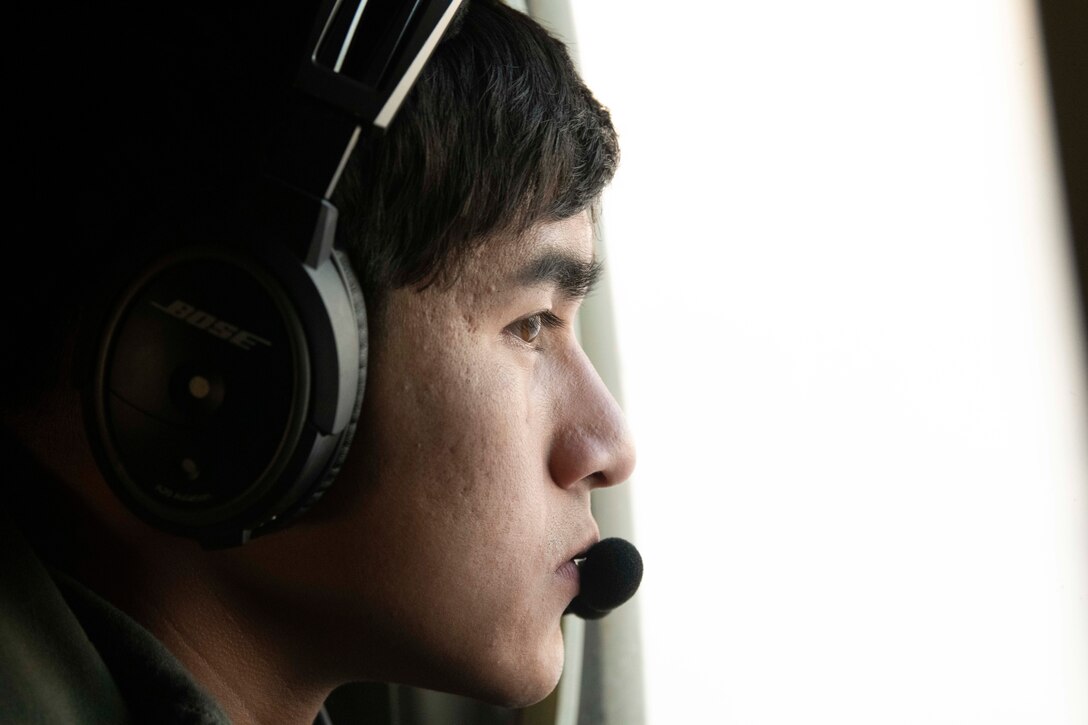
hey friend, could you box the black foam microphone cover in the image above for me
[565,537,643,620]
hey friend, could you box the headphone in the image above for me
[82,0,464,548]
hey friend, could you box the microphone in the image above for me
[565,537,643,620]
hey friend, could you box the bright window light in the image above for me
[571,2,1088,723]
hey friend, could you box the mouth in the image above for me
[567,535,598,564]
[557,534,599,582]
[557,559,581,586]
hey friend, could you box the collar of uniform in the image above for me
[52,567,232,725]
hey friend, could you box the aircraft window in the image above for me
[572,1,1088,723]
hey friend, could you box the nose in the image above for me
[548,346,637,491]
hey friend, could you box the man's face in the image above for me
[256,210,636,706]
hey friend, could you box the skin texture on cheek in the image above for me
[342,279,571,704]
[240,215,616,708]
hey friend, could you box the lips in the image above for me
[555,532,597,604]
[559,531,600,574]
[557,559,580,585]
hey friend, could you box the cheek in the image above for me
[386,349,542,542]
[361,324,539,554]
[322,307,573,696]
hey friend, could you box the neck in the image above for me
[80,535,335,725]
[4,388,345,724]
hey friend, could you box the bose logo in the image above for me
[150,300,273,351]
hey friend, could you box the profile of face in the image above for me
[238,210,636,707]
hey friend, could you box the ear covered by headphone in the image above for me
[84,233,367,548]
[81,0,465,548]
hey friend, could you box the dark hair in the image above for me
[333,0,619,316]
[1,1,617,410]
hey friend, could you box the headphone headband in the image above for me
[83,0,460,546]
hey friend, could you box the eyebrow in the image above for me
[516,252,604,300]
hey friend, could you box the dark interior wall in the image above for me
[1036,0,1088,352]
[6,3,320,407]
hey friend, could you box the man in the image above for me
[1,1,635,723]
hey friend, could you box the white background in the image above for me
[570,1,1088,723]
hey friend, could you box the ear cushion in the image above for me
[264,248,369,529]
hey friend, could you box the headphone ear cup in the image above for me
[84,244,368,546]
[264,248,368,527]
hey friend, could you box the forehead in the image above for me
[378,211,597,335]
[458,211,596,287]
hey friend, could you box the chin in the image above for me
[457,629,567,708]
[480,664,564,709]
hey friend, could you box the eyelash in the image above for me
[508,310,565,349]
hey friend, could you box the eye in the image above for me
[507,311,564,347]
[512,314,544,343]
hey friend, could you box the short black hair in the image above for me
[1,1,618,409]
[333,0,619,315]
